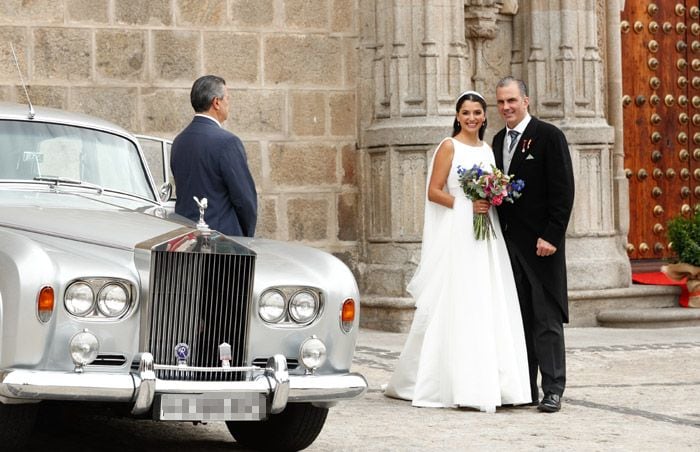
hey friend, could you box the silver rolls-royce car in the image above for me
[0,101,367,451]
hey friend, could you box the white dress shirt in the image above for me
[504,113,532,173]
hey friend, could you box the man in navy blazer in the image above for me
[492,77,575,413]
[170,75,257,237]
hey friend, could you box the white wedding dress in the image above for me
[384,138,531,411]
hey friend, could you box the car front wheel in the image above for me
[225,402,328,451]
[0,402,38,450]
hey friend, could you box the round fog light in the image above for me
[299,336,326,371]
[69,329,99,371]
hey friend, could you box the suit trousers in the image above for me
[506,239,566,400]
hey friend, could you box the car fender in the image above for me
[0,228,57,368]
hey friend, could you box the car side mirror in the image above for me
[159,182,172,203]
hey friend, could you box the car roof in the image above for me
[0,101,133,138]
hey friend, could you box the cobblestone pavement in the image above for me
[23,327,700,451]
[308,326,700,451]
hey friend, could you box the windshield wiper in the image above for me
[33,176,104,194]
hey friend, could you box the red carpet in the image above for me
[632,272,689,307]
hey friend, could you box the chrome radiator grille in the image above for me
[147,249,255,381]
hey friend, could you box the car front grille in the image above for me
[147,245,255,382]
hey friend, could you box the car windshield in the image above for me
[0,120,154,200]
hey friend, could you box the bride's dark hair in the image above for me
[452,92,487,139]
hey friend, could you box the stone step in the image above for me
[597,307,700,328]
[568,284,679,327]
[361,284,689,332]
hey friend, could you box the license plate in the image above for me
[157,393,267,421]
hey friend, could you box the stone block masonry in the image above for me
[0,0,361,265]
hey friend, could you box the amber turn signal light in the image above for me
[37,286,55,323]
[340,298,356,333]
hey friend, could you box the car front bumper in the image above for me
[0,353,367,420]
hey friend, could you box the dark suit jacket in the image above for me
[492,117,575,320]
[170,116,257,237]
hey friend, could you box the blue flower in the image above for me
[512,179,525,192]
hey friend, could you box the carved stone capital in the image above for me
[464,1,505,40]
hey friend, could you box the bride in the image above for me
[384,91,531,412]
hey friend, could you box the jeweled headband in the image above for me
[457,90,486,103]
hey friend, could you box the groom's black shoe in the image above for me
[537,393,561,413]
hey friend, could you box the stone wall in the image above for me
[0,0,361,267]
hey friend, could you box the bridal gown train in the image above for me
[384,138,531,411]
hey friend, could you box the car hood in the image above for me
[0,189,355,291]
[239,237,357,294]
[0,194,185,251]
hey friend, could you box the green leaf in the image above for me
[667,208,700,266]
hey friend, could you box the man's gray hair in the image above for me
[190,75,227,113]
[497,76,528,97]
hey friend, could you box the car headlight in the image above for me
[259,290,286,323]
[64,278,134,320]
[65,282,95,316]
[288,290,319,324]
[97,283,130,318]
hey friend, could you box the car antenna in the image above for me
[10,42,35,119]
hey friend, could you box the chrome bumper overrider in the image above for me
[0,353,367,417]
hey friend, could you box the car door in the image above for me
[136,135,176,211]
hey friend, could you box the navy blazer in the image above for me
[170,116,257,237]
[492,117,575,320]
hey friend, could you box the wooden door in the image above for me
[622,1,700,266]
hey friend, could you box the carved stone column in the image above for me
[358,0,472,331]
[464,1,502,94]
[605,0,629,243]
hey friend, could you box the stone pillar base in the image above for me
[359,296,416,333]
[566,235,632,290]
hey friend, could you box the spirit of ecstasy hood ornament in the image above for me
[193,196,211,233]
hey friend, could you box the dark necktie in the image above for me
[508,130,520,153]
[504,130,519,172]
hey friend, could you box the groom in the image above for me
[492,77,575,413]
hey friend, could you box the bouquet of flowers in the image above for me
[456,164,525,240]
